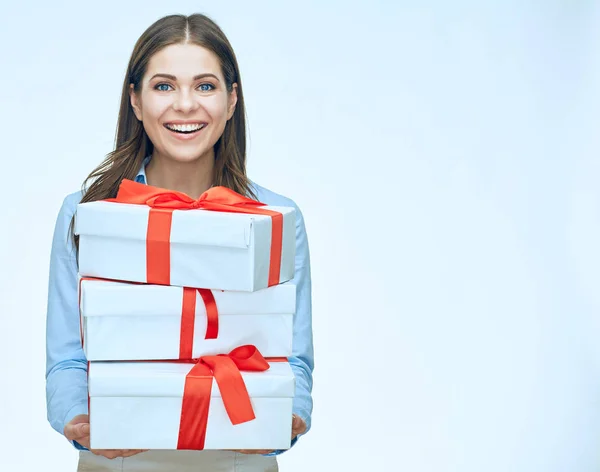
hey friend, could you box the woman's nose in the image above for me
[173,90,198,113]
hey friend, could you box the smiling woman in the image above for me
[45,13,313,472]
[128,43,238,194]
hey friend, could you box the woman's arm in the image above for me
[288,204,314,436]
[45,194,89,449]
[265,203,314,455]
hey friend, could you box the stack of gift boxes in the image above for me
[74,179,297,450]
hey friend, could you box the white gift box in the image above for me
[74,200,296,291]
[88,360,295,450]
[79,277,296,361]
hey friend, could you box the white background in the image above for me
[0,1,598,471]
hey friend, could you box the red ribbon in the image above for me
[111,179,284,288]
[177,345,271,450]
[180,288,219,359]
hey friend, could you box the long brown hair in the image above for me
[70,13,256,250]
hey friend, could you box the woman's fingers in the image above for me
[91,449,124,459]
[91,449,148,459]
[120,449,148,458]
[291,414,306,439]
[64,422,90,442]
[65,415,147,459]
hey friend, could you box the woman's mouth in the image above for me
[163,123,207,140]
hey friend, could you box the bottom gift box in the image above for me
[88,348,295,450]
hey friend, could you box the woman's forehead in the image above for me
[147,43,222,80]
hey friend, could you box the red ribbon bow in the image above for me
[111,179,284,287]
[177,345,271,450]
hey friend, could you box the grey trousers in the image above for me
[76,450,278,472]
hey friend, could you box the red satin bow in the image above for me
[117,179,270,212]
[177,345,270,450]
[111,179,284,287]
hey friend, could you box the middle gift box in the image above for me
[79,277,296,361]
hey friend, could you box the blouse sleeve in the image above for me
[267,202,314,455]
[45,194,89,450]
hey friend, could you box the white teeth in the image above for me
[166,123,204,132]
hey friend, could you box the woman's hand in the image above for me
[64,414,148,459]
[236,414,307,455]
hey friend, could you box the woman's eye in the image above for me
[154,83,214,92]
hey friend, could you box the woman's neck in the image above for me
[144,150,215,199]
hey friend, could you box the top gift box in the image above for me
[75,179,296,292]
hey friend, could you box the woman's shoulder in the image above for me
[250,182,308,233]
[57,189,85,218]
[50,190,84,259]
[250,181,300,211]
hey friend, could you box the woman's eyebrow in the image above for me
[149,73,220,81]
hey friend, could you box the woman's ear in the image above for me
[129,83,143,122]
[227,83,238,120]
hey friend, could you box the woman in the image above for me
[45,13,313,472]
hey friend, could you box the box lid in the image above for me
[79,278,296,317]
[75,201,296,249]
[88,361,295,398]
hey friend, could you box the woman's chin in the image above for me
[161,148,214,163]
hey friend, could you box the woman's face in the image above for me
[130,43,237,164]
